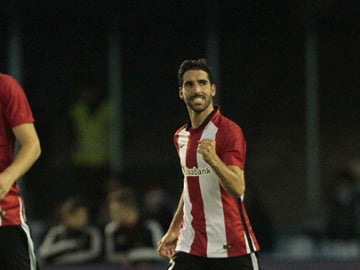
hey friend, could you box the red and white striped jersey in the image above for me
[0,73,35,226]
[174,107,259,258]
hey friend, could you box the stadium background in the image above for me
[1,0,360,269]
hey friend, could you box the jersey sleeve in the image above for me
[1,74,35,127]
[173,124,187,153]
[218,123,246,170]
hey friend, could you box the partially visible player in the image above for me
[157,59,260,270]
[0,73,41,270]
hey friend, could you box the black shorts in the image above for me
[167,252,260,270]
[0,225,39,270]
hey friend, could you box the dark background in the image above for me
[1,0,359,251]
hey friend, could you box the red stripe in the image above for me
[221,189,247,256]
[188,177,207,256]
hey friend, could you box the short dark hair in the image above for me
[107,187,137,208]
[177,58,214,87]
[60,198,87,217]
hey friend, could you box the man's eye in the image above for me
[200,80,207,86]
[184,82,193,87]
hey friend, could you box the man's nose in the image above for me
[193,83,202,92]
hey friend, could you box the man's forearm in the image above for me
[3,142,40,182]
[1,124,41,188]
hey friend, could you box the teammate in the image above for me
[0,73,41,269]
[157,59,260,270]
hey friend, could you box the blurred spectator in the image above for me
[38,198,102,265]
[142,186,175,232]
[96,174,125,225]
[68,76,111,218]
[104,187,164,268]
[348,158,360,187]
[325,168,360,240]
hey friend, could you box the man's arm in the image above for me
[0,123,41,199]
[198,138,245,197]
[157,193,184,259]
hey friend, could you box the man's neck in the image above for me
[189,105,214,129]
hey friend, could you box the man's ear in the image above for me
[179,88,184,99]
[212,84,216,96]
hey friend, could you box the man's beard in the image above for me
[187,95,212,113]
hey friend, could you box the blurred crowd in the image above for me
[35,183,174,269]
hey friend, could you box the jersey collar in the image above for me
[186,105,219,131]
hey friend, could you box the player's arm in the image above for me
[157,193,184,259]
[0,123,41,199]
[198,138,245,197]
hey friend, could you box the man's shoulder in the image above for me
[216,113,243,131]
[0,73,23,96]
[0,73,18,86]
[174,123,188,136]
[0,73,9,81]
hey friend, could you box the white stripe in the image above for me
[250,233,258,252]
[176,128,194,253]
[20,197,38,270]
[178,128,190,177]
[21,223,38,270]
[244,231,251,253]
[199,122,228,257]
[177,182,194,253]
[19,196,26,223]
[199,174,226,257]
[168,258,176,270]
[250,252,260,270]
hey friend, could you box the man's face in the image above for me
[64,208,88,229]
[179,69,216,113]
[108,201,135,224]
